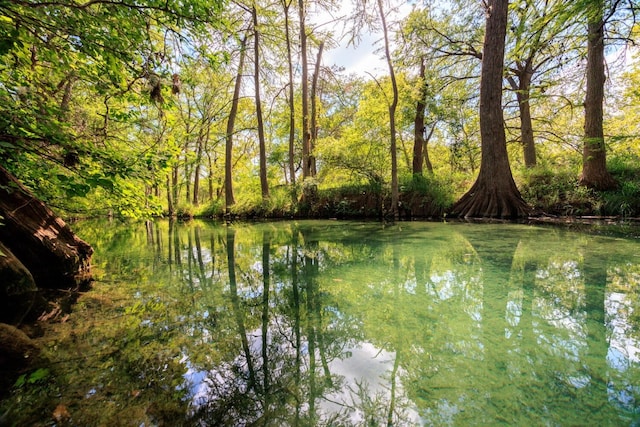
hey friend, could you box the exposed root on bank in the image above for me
[451,179,531,219]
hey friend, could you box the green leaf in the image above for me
[13,368,49,388]
[27,368,50,384]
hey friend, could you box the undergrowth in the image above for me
[519,157,640,217]
[163,158,640,220]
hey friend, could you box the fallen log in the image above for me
[0,165,93,290]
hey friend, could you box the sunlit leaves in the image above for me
[0,0,224,216]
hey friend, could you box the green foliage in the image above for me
[13,368,50,388]
[599,156,640,217]
[519,158,640,217]
[310,182,385,218]
[263,186,297,216]
[399,173,455,211]
[0,0,223,219]
[198,198,225,218]
[0,0,638,220]
[519,166,597,215]
[175,202,196,218]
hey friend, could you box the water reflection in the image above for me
[6,220,640,426]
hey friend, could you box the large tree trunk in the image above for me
[0,166,92,291]
[579,0,616,190]
[451,0,529,219]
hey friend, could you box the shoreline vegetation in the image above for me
[123,162,640,223]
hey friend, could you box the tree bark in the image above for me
[508,63,536,168]
[171,165,179,207]
[207,152,215,202]
[0,242,36,294]
[185,155,192,204]
[166,173,174,216]
[579,0,616,190]
[451,0,529,219]
[193,135,204,206]
[424,123,435,174]
[0,166,92,290]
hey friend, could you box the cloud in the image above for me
[316,0,414,77]
[325,32,387,77]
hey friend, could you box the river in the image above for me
[4,219,640,426]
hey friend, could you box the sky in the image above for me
[327,31,387,76]
[311,0,416,77]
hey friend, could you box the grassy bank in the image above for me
[164,161,640,221]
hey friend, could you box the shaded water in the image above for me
[4,219,640,426]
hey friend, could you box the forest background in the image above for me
[1,0,639,221]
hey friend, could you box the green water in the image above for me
[4,219,640,426]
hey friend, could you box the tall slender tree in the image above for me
[282,0,297,195]
[310,41,325,178]
[505,0,582,168]
[377,0,399,220]
[252,4,270,200]
[298,0,312,180]
[225,34,249,212]
[452,0,530,218]
[413,57,428,175]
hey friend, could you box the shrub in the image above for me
[175,203,195,219]
[519,166,598,216]
[399,173,455,212]
[197,199,224,218]
[600,157,640,217]
[519,160,640,217]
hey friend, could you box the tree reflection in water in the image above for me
[3,220,640,426]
